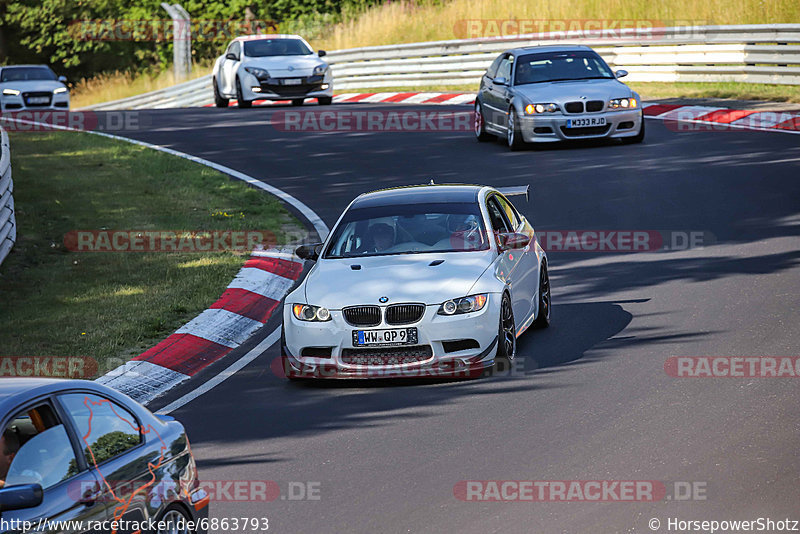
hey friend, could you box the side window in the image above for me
[486,197,511,234]
[496,56,513,81]
[2,403,79,489]
[486,54,505,79]
[59,394,142,467]
[495,195,520,230]
[232,41,241,59]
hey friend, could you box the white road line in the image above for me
[157,327,281,414]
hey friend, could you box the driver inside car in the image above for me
[0,429,20,488]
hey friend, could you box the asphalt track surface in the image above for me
[118,104,800,533]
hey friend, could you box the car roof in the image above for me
[233,34,304,42]
[0,378,111,415]
[507,44,593,56]
[0,65,53,70]
[350,184,485,209]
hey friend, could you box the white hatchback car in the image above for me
[281,184,551,380]
[212,34,333,108]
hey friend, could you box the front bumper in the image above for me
[1,93,69,111]
[242,72,333,101]
[518,108,642,142]
[281,296,501,379]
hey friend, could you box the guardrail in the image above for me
[82,24,800,110]
[0,126,16,267]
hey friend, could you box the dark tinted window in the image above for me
[0,66,57,82]
[514,50,614,85]
[324,202,489,258]
[244,39,312,57]
[486,197,511,233]
[486,55,505,79]
[495,195,520,229]
[59,394,141,466]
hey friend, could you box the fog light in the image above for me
[252,87,262,93]
[321,83,329,90]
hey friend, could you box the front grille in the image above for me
[341,345,433,366]
[560,124,612,137]
[586,100,604,112]
[343,306,381,327]
[301,347,333,358]
[385,303,425,325]
[22,92,52,107]
[564,101,584,114]
[261,76,324,97]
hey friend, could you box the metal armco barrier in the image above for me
[0,126,16,267]
[83,24,800,110]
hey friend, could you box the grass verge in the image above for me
[0,130,302,376]
[337,82,800,105]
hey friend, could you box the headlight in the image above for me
[524,103,558,114]
[2,89,20,96]
[437,294,488,316]
[292,304,331,322]
[53,87,68,94]
[608,97,637,109]
[244,67,270,80]
[313,64,328,76]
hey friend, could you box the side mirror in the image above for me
[317,50,327,57]
[493,76,508,86]
[225,52,238,61]
[58,75,67,84]
[296,243,323,261]
[497,232,531,251]
[0,484,43,511]
[615,70,628,79]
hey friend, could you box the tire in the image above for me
[495,292,516,365]
[474,102,493,142]
[507,108,525,151]
[622,113,645,144]
[213,77,228,108]
[235,78,251,108]
[292,98,305,106]
[157,505,191,534]
[533,261,551,329]
[317,96,333,105]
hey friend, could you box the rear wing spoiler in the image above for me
[496,185,530,202]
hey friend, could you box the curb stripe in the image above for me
[695,109,758,124]
[137,333,232,375]
[642,104,682,116]
[227,266,297,299]
[175,308,265,348]
[210,287,280,323]
[97,361,190,405]
[243,256,303,279]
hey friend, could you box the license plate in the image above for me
[353,328,418,346]
[567,117,606,128]
[27,97,49,104]
[283,78,303,85]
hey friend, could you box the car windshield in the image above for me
[0,66,57,82]
[243,39,312,57]
[514,51,614,85]
[324,202,489,258]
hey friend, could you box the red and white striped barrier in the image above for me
[97,248,303,403]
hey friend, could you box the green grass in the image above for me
[0,130,302,376]
[341,82,800,104]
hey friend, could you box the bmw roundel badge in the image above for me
[379,296,389,303]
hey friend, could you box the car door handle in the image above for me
[81,483,102,505]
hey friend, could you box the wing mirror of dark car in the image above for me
[58,75,67,84]
[0,483,44,511]
[296,243,323,261]
[493,76,508,86]
[317,50,327,57]
[497,232,531,251]
[615,70,628,79]
[225,52,239,61]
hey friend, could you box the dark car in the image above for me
[0,379,207,533]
